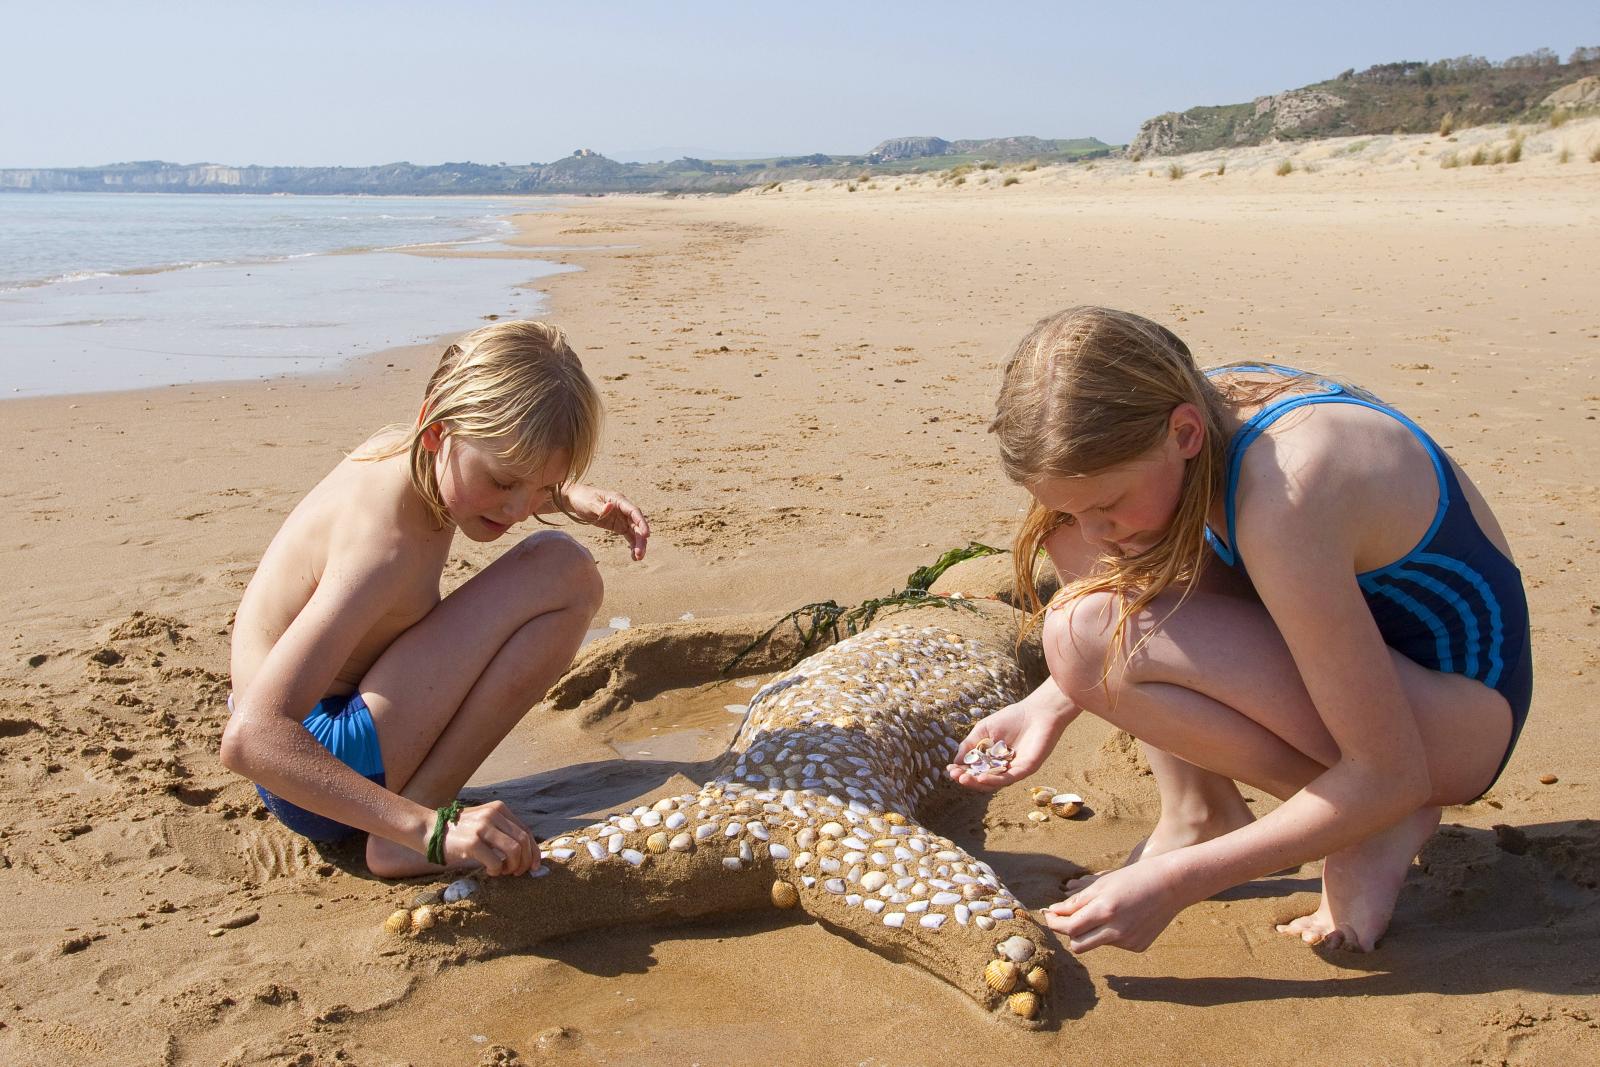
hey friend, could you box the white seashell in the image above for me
[955,904,970,925]
[443,878,478,904]
[996,935,1034,962]
[883,912,906,928]
[640,810,663,828]
[607,834,624,854]
[749,822,769,841]
[930,892,961,907]
[819,821,845,838]
[665,811,688,830]
[695,823,718,842]
[794,851,812,868]
[586,841,608,861]
[618,816,639,833]
[801,875,816,888]
[975,915,996,930]
[845,893,862,906]
[864,898,885,913]
[722,857,744,871]
[906,900,929,914]
[652,797,677,812]
[819,857,841,875]
[796,827,817,850]
[992,908,1015,921]
[669,832,693,852]
[824,878,846,894]
[769,843,791,861]
[920,913,946,929]
[739,840,753,863]
[860,871,888,892]
[620,848,646,867]
[840,837,867,851]
[548,848,575,862]
[725,822,743,838]
[549,837,574,849]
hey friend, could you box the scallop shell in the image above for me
[1026,810,1048,823]
[384,908,412,935]
[983,959,1019,993]
[770,881,800,909]
[1025,966,1050,993]
[410,905,436,931]
[645,831,669,853]
[1029,786,1054,806]
[1050,793,1084,819]
[1007,990,1039,1019]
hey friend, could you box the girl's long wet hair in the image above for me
[991,306,1302,663]
[361,320,603,529]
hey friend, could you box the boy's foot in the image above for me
[366,834,447,879]
[1275,806,1441,952]
[1063,799,1256,893]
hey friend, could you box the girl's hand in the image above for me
[945,696,1075,792]
[564,484,650,560]
[443,800,541,876]
[1044,854,1187,953]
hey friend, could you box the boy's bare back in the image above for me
[230,432,451,702]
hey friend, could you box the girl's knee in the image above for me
[510,531,604,614]
[1043,592,1121,705]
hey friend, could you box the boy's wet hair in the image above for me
[367,320,603,528]
[991,306,1232,665]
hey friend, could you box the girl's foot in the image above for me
[1276,806,1441,951]
[1064,796,1256,892]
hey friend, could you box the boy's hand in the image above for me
[564,484,650,560]
[445,800,541,876]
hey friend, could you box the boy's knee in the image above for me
[1043,591,1120,704]
[511,531,603,614]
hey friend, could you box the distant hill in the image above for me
[1130,45,1600,157]
[0,136,1113,197]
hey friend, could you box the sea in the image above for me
[0,192,567,398]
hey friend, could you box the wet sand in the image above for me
[2,120,1599,1065]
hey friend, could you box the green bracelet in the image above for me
[426,800,464,866]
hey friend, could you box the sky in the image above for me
[2,1,1597,168]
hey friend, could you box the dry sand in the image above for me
[3,120,1599,1065]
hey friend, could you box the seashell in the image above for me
[548,847,576,862]
[823,878,847,894]
[640,810,663,828]
[617,816,639,832]
[725,822,744,838]
[1027,810,1049,823]
[859,871,888,892]
[996,935,1034,962]
[920,913,946,929]
[795,827,817,850]
[739,840,753,863]
[722,857,744,871]
[645,831,669,853]
[992,907,1015,921]
[586,840,608,861]
[442,878,477,904]
[411,888,443,908]
[384,909,412,935]
[695,823,718,843]
[771,881,800,909]
[769,843,791,861]
[816,839,838,855]
[819,821,845,838]
[1029,786,1054,806]
[606,834,624,854]
[883,912,906,928]
[669,832,693,852]
[652,797,677,812]
[1050,793,1084,819]
[864,898,885,914]
[930,891,961,907]
[975,915,996,930]
[1007,990,1039,1020]
[1025,966,1050,993]
[529,865,550,878]
[984,959,1019,993]
[410,905,436,931]
[620,848,647,867]
[665,811,688,830]
[748,822,769,841]
[883,812,907,826]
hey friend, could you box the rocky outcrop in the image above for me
[1252,89,1346,136]
[1543,75,1600,109]
[868,136,952,162]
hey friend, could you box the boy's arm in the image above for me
[220,534,437,855]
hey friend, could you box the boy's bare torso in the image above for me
[230,433,452,702]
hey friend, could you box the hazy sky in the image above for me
[3,1,1596,167]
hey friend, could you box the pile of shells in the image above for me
[1028,786,1085,820]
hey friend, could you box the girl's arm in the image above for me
[221,530,444,856]
[551,482,650,561]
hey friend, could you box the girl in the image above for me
[222,320,649,879]
[948,307,1531,955]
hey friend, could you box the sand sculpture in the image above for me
[392,559,1065,1027]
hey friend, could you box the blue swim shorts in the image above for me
[249,692,387,843]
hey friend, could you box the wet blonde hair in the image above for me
[363,320,603,528]
[992,306,1304,663]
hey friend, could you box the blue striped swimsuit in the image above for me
[1204,366,1533,787]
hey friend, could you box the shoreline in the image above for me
[3,141,1597,1065]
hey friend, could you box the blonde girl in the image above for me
[223,321,649,878]
[949,307,1531,954]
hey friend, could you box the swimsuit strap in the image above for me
[1206,366,1449,569]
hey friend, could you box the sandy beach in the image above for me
[3,121,1599,1065]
